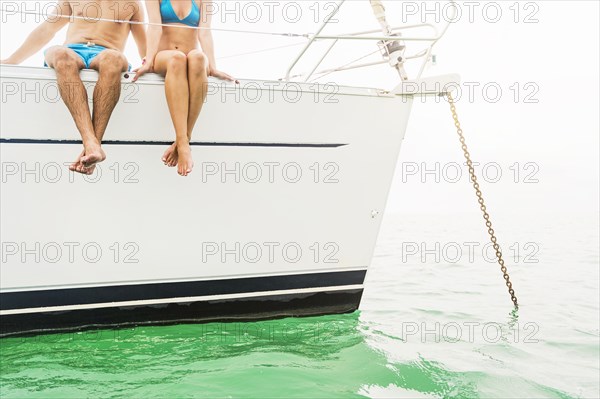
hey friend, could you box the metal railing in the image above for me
[284,0,456,82]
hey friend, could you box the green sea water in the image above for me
[1,213,598,398]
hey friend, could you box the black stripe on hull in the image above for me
[0,289,364,338]
[1,270,366,311]
[0,138,347,148]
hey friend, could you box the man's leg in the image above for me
[88,50,129,142]
[44,46,104,175]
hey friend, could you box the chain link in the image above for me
[446,92,519,308]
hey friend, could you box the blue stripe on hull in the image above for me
[1,270,367,311]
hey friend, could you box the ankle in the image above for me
[84,138,101,149]
[176,141,190,150]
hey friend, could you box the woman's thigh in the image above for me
[153,50,187,76]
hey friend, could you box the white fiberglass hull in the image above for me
[0,65,416,336]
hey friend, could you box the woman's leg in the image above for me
[153,50,194,176]
[162,49,209,169]
[186,49,209,138]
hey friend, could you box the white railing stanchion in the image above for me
[304,39,339,82]
[284,0,346,82]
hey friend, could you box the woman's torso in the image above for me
[158,0,201,53]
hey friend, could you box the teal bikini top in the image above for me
[160,0,200,27]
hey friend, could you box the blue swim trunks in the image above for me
[44,43,131,70]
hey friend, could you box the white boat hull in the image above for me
[0,65,416,336]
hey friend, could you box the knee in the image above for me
[52,48,79,72]
[168,52,188,73]
[98,51,127,75]
[187,50,208,71]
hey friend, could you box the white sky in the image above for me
[1,0,598,215]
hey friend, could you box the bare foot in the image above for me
[69,149,96,176]
[69,149,85,172]
[162,143,178,167]
[177,144,194,177]
[81,143,106,170]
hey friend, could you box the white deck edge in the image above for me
[1,65,460,97]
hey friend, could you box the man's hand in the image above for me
[0,58,18,65]
[132,60,154,82]
[209,68,239,84]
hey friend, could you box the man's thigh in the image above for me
[88,49,129,73]
[44,46,85,70]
